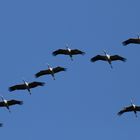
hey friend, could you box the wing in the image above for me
[0,101,6,107]
[90,55,106,62]
[118,106,134,116]
[122,38,140,46]
[7,100,23,106]
[52,49,69,56]
[110,55,126,62]
[135,106,140,111]
[28,81,45,88]
[9,84,27,91]
[35,69,52,77]
[70,49,85,55]
[53,66,67,73]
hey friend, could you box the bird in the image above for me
[0,96,23,112]
[35,64,66,80]
[118,99,140,117]
[9,80,45,95]
[90,50,126,68]
[52,45,85,60]
[122,35,140,46]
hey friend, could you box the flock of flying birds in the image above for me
[0,36,140,127]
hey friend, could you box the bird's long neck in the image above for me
[132,104,136,108]
[130,99,135,107]
[47,64,52,70]
[47,64,50,69]
[0,96,5,103]
[103,50,109,57]
[66,46,71,52]
[47,64,53,71]
[134,110,137,117]
[23,80,28,86]
[0,96,3,101]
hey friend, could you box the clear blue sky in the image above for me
[0,0,140,139]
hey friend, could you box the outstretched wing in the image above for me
[7,100,23,106]
[53,66,67,73]
[0,102,6,107]
[122,38,140,46]
[9,84,27,91]
[28,82,45,88]
[135,106,140,111]
[70,49,85,55]
[90,55,106,62]
[52,49,69,56]
[35,69,52,77]
[118,106,134,116]
[110,55,126,62]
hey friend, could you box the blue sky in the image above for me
[0,0,140,139]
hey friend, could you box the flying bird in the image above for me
[9,80,45,95]
[52,45,85,60]
[122,35,140,46]
[0,96,23,112]
[90,50,126,68]
[118,100,140,117]
[35,64,66,80]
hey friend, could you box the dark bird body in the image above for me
[90,51,126,68]
[0,96,23,112]
[35,65,66,80]
[52,47,85,60]
[118,101,140,117]
[122,37,140,46]
[9,81,45,94]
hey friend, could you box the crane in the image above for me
[118,100,140,117]
[52,46,85,60]
[90,50,126,68]
[9,80,45,95]
[122,35,140,46]
[0,96,23,112]
[35,64,66,80]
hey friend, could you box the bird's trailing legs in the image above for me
[6,105,11,113]
[69,55,73,61]
[27,88,31,95]
[51,73,55,80]
[134,111,138,117]
[109,62,113,69]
